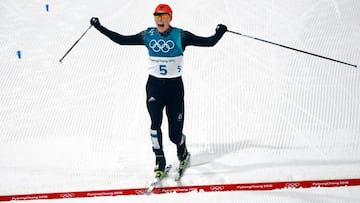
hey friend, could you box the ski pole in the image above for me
[59,25,93,63]
[227,30,357,68]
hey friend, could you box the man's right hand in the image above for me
[90,17,101,29]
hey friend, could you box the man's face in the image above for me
[154,12,171,33]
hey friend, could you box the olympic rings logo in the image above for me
[135,190,145,195]
[149,39,175,53]
[210,186,225,191]
[285,183,300,188]
[60,193,74,198]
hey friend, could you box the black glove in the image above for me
[90,17,101,29]
[216,24,227,35]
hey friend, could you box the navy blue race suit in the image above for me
[93,22,226,170]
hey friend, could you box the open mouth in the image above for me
[157,23,165,28]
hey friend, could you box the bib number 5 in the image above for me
[159,65,182,76]
[159,65,167,75]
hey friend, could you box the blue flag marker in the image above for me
[45,4,49,12]
[17,50,21,59]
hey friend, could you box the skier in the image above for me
[90,4,227,179]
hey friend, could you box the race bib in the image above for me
[148,56,183,78]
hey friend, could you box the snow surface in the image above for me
[1,0,360,202]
